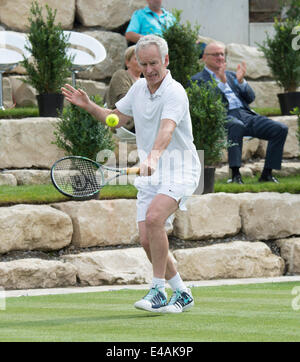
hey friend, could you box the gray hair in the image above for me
[135,34,168,64]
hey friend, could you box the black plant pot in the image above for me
[277,92,300,116]
[203,166,215,194]
[37,93,64,117]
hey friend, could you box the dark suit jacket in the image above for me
[190,68,256,113]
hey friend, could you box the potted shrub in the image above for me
[258,16,300,115]
[21,1,73,117]
[162,9,203,88]
[280,0,300,20]
[53,94,115,162]
[53,93,115,199]
[186,80,228,193]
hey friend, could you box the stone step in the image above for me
[1,157,299,186]
[2,238,300,290]
[0,116,299,170]
[0,194,299,290]
[0,194,299,252]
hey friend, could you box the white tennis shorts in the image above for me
[135,179,198,227]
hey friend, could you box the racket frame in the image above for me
[51,155,138,199]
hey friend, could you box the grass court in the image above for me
[1,282,300,342]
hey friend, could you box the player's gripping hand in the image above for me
[140,153,159,176]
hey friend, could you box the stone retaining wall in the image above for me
[0,193,299,290]
[1,1,300,291]
[0,116,298,171]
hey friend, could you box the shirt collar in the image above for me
[144,70,172,99]
[204,66,217,78]
[144,6,167,16]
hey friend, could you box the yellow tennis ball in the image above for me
[105,114,119,127]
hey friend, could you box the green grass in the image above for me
[0,184,67,204]
[215,174,300,194]
[0,184,138,205]
[0,107,282,119]
[252,107,282,117]
[0,174,299,205]
[0,107,39,119]
[0,282,299,342]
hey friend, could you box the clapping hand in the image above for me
[236,61,247,84]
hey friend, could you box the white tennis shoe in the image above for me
[134,286,168,313]
[164,288,194,314]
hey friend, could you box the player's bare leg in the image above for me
[138,221,177,281]
[135,194,195,313]
[144,193,178,279]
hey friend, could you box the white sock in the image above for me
[167,272,187,292]
[151,277,165,293]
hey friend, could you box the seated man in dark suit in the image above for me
[190,42,288,183]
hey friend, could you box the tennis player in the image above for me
[61,35,201,314]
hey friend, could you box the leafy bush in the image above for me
[186,80,228,166]
[258,17,300,92]
[280,0,300,20]
[21,1,72,94]
[53,95,115,161]
[291,106,300,148]
[162,9,203,88]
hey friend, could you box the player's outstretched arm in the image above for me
[61,84,131,128]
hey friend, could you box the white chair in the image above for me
[63,31,136,143]
[115,126,136,144]
[63,31,106,87]
[0,31,31,110]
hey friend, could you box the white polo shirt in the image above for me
[116,71,200,186]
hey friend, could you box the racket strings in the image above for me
[53,158,104,197]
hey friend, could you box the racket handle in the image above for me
[127,167,140,175]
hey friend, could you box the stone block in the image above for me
[276,238,300,275]
[173,241,284,280]
[63,248,152,286]
[52,200,139,248]
[173,194,241,240]
[76,0,144,29]
[238,193,300,240]
[0,0,75,31]
[0,259,77,290]
[0,205,73,254]
[0,118,65,169]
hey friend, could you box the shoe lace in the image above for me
[169,289,182,305]
[144,286,165,303]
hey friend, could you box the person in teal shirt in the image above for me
[125,0,175,44]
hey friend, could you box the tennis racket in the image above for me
[51,156,140,199]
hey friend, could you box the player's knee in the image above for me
[145,210,164,229]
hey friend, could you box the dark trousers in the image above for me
[226,108,288,170]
